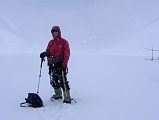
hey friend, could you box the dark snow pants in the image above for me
[49,62,70,91]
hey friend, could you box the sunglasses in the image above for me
[51,29,59,33]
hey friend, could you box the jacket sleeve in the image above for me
[63,41,70,66]
[46,41,52,55]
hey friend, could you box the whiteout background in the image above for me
[0,0,159,120]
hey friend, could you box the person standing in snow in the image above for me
[40,26,71,103]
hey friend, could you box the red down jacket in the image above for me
[46,26,70,66]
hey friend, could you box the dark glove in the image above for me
[62,65,67,70]
[40,52,46,58]
[61,65,68,74]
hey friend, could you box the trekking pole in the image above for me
[61,70,77,103]
[37,58,44,93]
[61,70,67,95]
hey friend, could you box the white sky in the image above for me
[0,0,159,54]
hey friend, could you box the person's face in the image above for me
[52,29,59,38]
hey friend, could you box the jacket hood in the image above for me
[51,26,61,38]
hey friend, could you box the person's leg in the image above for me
[50,74,62,100]
[60,70,71,103]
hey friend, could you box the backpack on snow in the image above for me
[20,93,43,108]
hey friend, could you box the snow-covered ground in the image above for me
[0,54,159,120]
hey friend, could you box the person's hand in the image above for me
[61,64,68,75]
[62,64,67,70]
[40,52,46,58]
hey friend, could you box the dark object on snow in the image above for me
[20,93,43,108]
[20,58,44,108]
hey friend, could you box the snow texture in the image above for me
[0,54,159,120]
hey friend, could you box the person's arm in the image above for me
[62,41,70,66]
[46,40,53,56]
